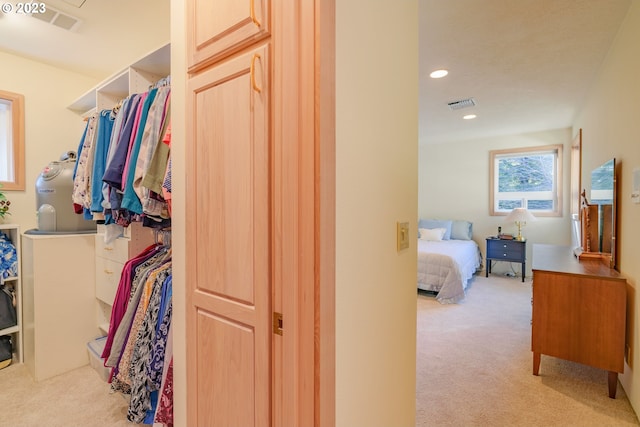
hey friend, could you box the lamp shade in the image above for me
[505,207,536,241]
[505,207,537,224]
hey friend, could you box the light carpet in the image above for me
[416,274,639,427]
[0,363,130,426]
[1,274,637,426]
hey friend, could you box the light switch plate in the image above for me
[397,221,410,251]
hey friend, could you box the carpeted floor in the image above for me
[416,274,640,427]
[2,274,638,426]
[0,363,130,426]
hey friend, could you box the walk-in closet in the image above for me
[0,1,174,425]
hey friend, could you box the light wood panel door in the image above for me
[186,43,271,426]
[187,0,270,72]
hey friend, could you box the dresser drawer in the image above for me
[95,236,129,263]
[95,256,123,305]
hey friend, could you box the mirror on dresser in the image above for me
[578,158,617,269]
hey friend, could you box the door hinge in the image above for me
[273,312,283,336]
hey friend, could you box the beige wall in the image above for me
[0,51,98,231]
[573,0,640,412]
[335,1,418,426]
[419,127,573,277]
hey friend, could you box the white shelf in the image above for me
[0,325,19,335]
[0,224,22,365]
[67,42,171,115]
[98,323,110,335]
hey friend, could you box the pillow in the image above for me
[419,227,446,241]
[451,220,473,240]
[418,219,452,240]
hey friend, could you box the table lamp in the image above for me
[505,207,536,241]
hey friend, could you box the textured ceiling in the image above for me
[419,0,632,145]
[0,0,169,79]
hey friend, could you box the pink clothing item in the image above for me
[155,358,173,426]
[161,121,172,216]
[162,123,171,146]
[121,92,148,187]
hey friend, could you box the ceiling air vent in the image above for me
[30,4,82,32]
[61,0,87,7]
[447,98,476,110]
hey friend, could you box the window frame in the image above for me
[489,144,563,217]
[0,89,25,191]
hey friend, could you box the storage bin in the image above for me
[87,336,110,382]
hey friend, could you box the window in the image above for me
[490,145,563,217]
[0,90,25,191]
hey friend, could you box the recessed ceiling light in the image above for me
[430,69,448,79]
[463,114,477,120]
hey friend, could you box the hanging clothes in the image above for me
[102,94,144,192]
[71,76,174,425]
[72,111,99,215]
[102,96,134,212]
[102,240,173,424]
[106,249,171,370]
[154,357,173,426]
[127,273,172,423]
[133,88,171,208]
[70,75,173,238]
[120,88,158,216]
[90,109,116,217]
[101,243,161,360]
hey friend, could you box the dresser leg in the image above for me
[608,371,618,399]
[522,263,525,282]
[533,352,540,376]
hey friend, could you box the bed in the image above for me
[417,219,482,304]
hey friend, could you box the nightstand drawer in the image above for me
[487,240,523,258]
[486,237,527,281]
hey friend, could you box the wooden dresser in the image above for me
[531,244,626,398]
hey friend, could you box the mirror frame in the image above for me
[570,129,582,256]
[570,129,582,218]
[0,89,25,191]
[578,158,617,270]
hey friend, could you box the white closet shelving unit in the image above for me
[67,43,169,335]
[68,43,171,116]
[0,224,22,364]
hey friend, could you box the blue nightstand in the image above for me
[486,238,526,282]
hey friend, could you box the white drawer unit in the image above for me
[94,223,155,334]
[94,228,134,306]
[95,236,129,263]
[95,254,124,305]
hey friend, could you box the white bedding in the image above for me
[417,239,481,304]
